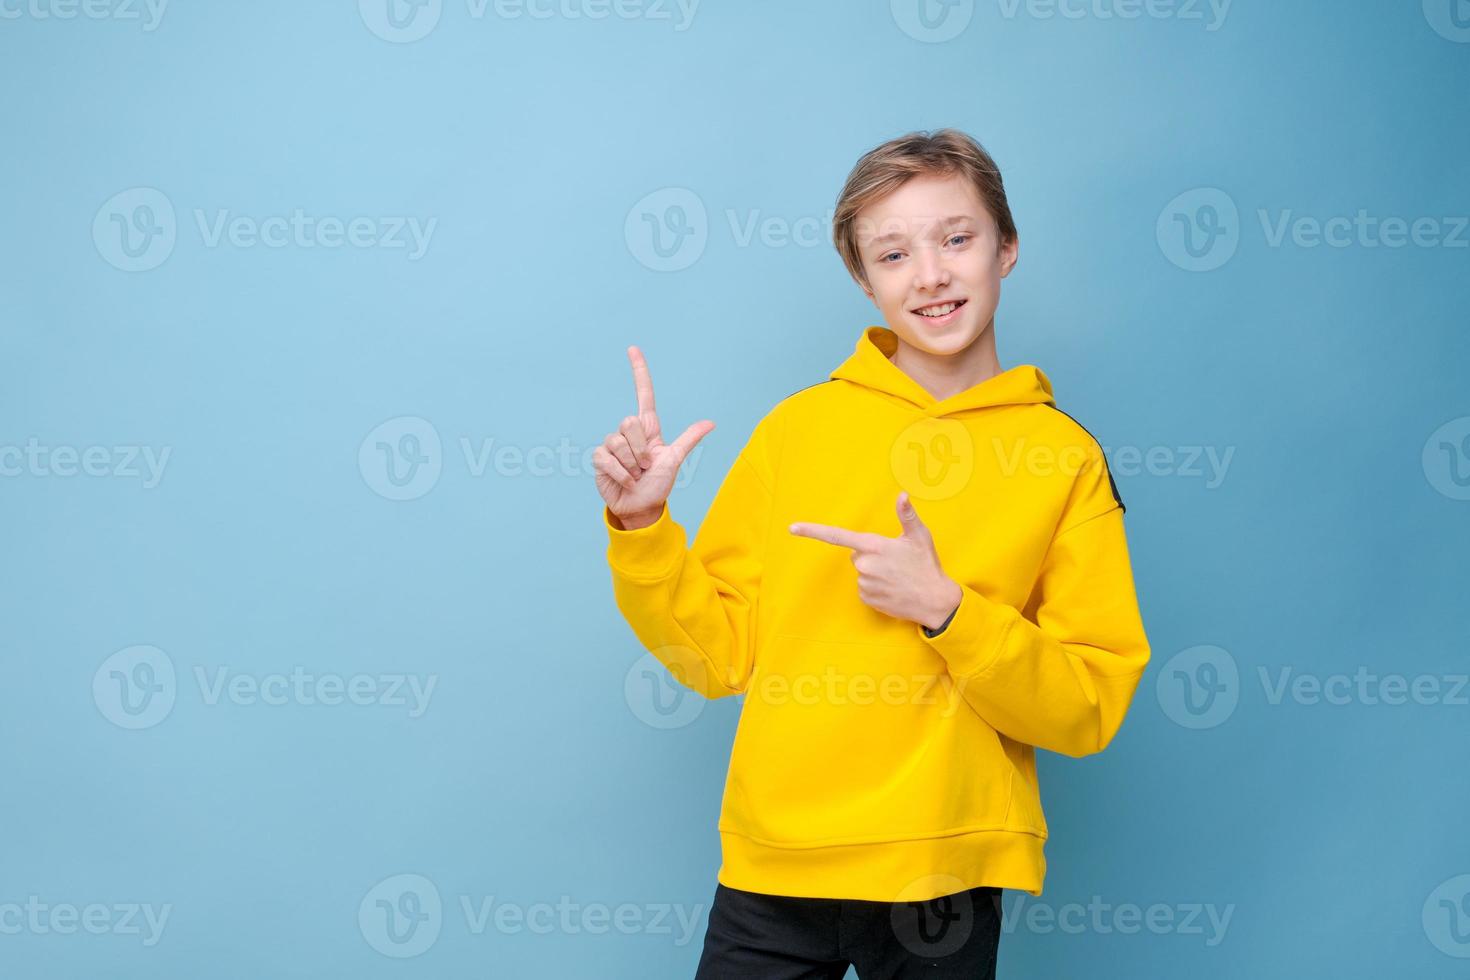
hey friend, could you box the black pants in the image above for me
[693,881,1003,979]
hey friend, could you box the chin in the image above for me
[893,316,984,356]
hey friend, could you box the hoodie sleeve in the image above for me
[603,413,779,700]
[918,449,1151,758]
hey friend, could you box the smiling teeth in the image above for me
[917,302,959,317]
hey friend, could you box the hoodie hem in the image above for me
[717,826,1046,901]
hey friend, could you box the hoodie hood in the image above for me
[830,325,1055,417]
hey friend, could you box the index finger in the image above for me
[788,522,875,551]
[627,345,657,416]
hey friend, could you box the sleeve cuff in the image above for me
[916,582,1016,678]
[604,502,686,579]
[921,605,959,638]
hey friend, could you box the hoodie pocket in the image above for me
[719,632,1015,846]
[999,734,1048,836]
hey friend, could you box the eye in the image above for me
[880,251,903,263]
[947,234,972,247]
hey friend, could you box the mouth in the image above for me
[909,298,968,326]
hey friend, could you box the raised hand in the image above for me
[595,345,716,529]
[789,491,963,631]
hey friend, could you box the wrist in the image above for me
[610,503,664,531]
[921,580,964,633]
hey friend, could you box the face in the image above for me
[854,172,1019,357]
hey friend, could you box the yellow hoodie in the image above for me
[604,325,1151,902]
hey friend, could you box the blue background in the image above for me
[3,0,1468,976]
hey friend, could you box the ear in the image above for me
[999,234,1020,279]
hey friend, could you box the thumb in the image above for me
[896,491,930,539]
[665,419,716,465]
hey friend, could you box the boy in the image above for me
[595,129,1151,979]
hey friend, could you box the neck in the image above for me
[890,319,1003,402]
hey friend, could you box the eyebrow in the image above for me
[866,215,975,250]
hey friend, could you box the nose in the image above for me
[912,245,950,295]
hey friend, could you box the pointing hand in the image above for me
[789,491,963,631]
[595,345,716,528]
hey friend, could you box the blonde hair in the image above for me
[832,128,1018,291]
